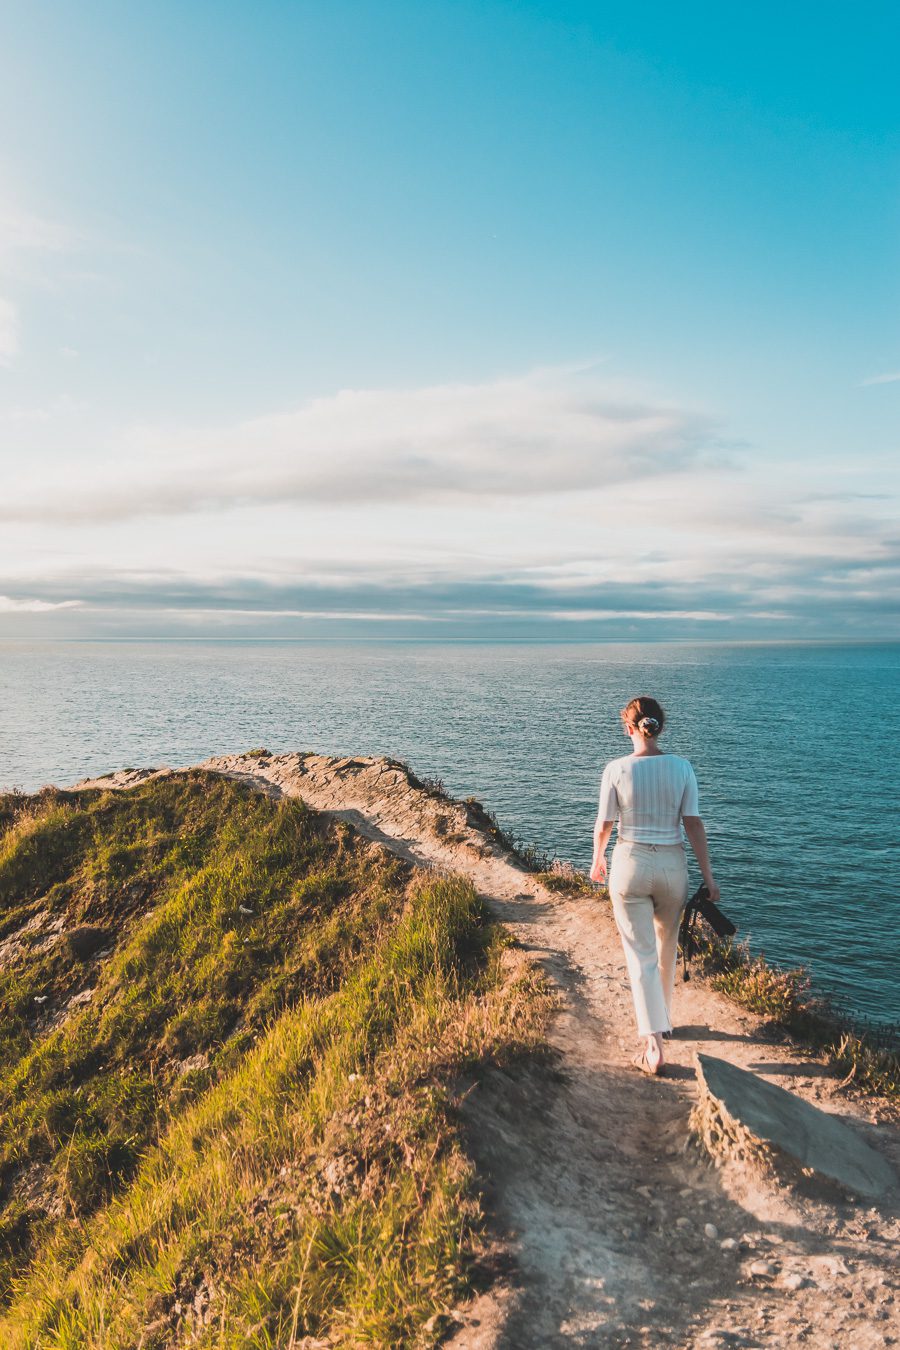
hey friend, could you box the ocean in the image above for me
[1,640,897,1029]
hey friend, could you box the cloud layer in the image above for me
[2,362,897,640]
[3,536,898,639]
[3,366,726,523]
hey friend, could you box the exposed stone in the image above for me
[782,1273,809,1291]
[66,987,94,1008]
[177,1053,209,1075]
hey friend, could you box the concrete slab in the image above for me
[694,1053,896,1200]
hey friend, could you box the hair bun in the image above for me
[638,715,660,734]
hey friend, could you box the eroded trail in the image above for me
[80,753,900,1349]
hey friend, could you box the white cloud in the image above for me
[532,608,733,621]
[0,204,72,262]
[0,199,79,367]
[1,357,897,638]
[0,297,17,365]
[0,365,726,523]
[860,371,900,386]
[0,596,82,613]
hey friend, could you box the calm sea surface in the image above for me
[1,640,898,1029]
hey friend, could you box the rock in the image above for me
[676,1217,691,1228]
[749,1260,776,1278]
[720,1238,739,1252]
[782,1273,808,1291]
[177,1053,209,1075]
[321,1153,361,1198]
[693,1053,897,1199]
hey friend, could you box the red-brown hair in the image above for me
[620,695,665,738]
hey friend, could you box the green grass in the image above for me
[0,775,555,1347]
[533,863,598,899]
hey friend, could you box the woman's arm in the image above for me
[681,816,720,902]
[592,763,618,884]
[590,817,615,884]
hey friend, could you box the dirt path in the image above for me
[78,753,900,1349]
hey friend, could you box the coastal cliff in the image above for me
[0,752,897,1348]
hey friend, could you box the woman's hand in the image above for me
[590,855,608,884]
[704,878,721,903]
[590,820,615,886]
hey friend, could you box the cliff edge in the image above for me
[2,751,897,1348]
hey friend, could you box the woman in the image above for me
[590,696,719,1076]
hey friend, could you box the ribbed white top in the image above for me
[597,753,700,844]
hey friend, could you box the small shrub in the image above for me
[534,861,597,898]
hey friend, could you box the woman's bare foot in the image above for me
[632,1034,665,1076]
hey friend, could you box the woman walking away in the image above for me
[590,696,719,1077]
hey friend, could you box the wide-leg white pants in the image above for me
[608,840,689,1037]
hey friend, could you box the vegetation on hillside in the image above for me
[0,774,554,1348]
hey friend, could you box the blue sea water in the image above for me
[1,640,898,1029]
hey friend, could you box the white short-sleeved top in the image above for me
[597,753,700,844]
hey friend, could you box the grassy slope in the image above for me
[0,774,554,1349]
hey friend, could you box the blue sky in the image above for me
[1,1,898,639]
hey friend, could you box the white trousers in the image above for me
[608,840,689,1037]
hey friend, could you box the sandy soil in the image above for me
[75,753,900,1349]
